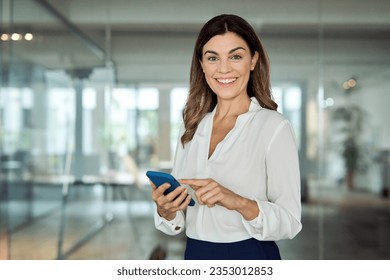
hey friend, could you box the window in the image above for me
[110,87,159,167]
[170,87,188,156]
[273,85,302,149]
[47,88,75,155]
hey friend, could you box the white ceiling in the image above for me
[4,0,390,91]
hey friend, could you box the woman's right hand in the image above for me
[150,181,192,221]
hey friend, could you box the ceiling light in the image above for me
[24,33,34,41]
[347,78,356,88]
[11,33,22,40]
[1,33,10,41]
[1,32,34,41]
[343,77,357,90]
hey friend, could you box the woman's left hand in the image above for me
[179,178,240,210]
[179,178,260,220]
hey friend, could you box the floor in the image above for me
[4,182,390,260]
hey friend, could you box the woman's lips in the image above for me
[216,78,237,84]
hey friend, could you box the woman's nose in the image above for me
[217,59,231,73]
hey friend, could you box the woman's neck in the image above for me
[215,96,251,120]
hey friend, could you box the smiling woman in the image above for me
[181,14,277,146]
[201,32,258,103]
[150,14,302,260]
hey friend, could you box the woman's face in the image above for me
[200,31,258,102]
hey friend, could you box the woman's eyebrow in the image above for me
[203,46,247,56]
[203,50,218,56]
[229,47,246,53]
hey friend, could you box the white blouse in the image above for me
[154,97,302,242]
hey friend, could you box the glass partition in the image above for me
[0,0,109,259]
[320,3,390,259]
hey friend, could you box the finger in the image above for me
[180,179,211,190]
[188,184,201,191]
[205,193,224,206]
[151,183,172,203]
[199,189,224,206]
[158,190,191,212]
[194,180,219,196]
[172,189,191,207]
[149,180,171,193]
[178,195,193,210]
[149,180,157,190]
[169,187,188,205]
[154,182,172,195]
[179,179,209,186]
[165,186,187,203]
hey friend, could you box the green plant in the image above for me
[331,104,366,189]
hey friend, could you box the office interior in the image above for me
[0,0,389,260]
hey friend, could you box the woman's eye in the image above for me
[231,55,242,60]
[207,56,218,62]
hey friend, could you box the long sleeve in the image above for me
[154,210,186,235]
[242,120,302,240]
[154,123,187,235]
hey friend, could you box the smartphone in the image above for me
[146,170,195,206]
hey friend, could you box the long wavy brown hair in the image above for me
[181,14,277,146]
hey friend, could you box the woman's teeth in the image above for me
[217,78,237,84]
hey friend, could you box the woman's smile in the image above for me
[216,78,237,85]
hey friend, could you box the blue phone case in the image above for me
[146,171,195,206]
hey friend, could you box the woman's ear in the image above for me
[251,51,259,70]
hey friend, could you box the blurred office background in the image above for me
[1,0,389,260]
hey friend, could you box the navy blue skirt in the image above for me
[184,237,281,260]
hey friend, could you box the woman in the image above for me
[151,14,302,260]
